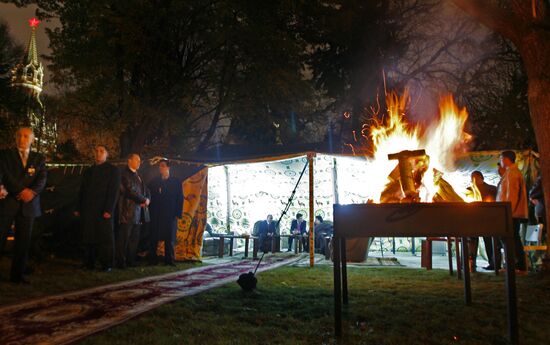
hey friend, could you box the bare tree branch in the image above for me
[451,0,526,43]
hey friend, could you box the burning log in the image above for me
[380,149,431,203]
[432,169,465,203]
[387,149,427,202]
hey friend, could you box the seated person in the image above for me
[257,214,278,252]
[288,213,307,252]
[529,175,545,226]
[314,216,333,253]
[204,223,214,237]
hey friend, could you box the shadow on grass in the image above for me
[78,266,550,345]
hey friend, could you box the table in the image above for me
[332,202,518,344]
[210,234,251,258]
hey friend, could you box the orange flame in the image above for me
[363,91,471,202]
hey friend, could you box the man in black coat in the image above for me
[287,213,307,252]
[468,170,500,270]
[117,153,150,268]
[314,215,333,253]
[147,159,183,265]
[0,127,47,283]
[75,145,120,271]
[257,214,277,252]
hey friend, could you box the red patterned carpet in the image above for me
[0,255,298,345]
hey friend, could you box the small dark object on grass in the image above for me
[237,160,308,292]
[237,251,265,291]
[237,272,257,291]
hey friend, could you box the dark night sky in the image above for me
[0,3,58,92]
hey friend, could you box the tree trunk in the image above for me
[451,0,550,258]
[518,32,550,253]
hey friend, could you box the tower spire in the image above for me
[11,17,44,94]
[10,18,57,155]
[26,18,40,66]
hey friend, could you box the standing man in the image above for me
[497,151,528,272]
[468,171,500,270]
[287,213,307,252]
[117,153,150,268]
[257,214,277,252]
[75,145,120,272]
[529,175,545,226]
[147,159,183,266]
[0,127,47,283]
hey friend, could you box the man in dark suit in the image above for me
[147,159,183,266]
[75,145,120,272]
[0,127,47,283]
[287,213,307,252]
[117,153,150,268]
[257,214,277,252]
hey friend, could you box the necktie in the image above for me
[19,151,28,168]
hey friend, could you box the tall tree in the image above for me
[385,1,533,151]
[0,19,25,147]
[451,0,550,250]
[302,0,411,151]
[7,0,321,155]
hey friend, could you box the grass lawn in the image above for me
[0,256,202,306]
[76,265,550,345]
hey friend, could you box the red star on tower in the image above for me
[29,18,40,28]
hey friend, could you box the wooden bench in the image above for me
[333,202,520,344]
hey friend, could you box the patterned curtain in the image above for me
[158,167,208,261]
[207,155,336,236]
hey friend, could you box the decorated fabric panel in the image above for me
[334,156,373,204]
[446,150,538,193]
[207,155,335,235]
[159,168,208,261]
[206,166,229,233]
[312,155,336,225]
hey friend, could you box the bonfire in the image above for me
[361,91,473,203]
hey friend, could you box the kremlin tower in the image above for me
[11,18,56,155]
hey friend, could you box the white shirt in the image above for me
[18,148,30,167]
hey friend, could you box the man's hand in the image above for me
[0,185,8,199]
[530,198,539,206]
[145,198,150,206]
[74,211,80,217]
[103,212,112,219]
[17,188,35,203]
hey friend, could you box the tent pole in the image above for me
[308,152,315,267]
[332,158,339,204]
[225,166,231,234]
